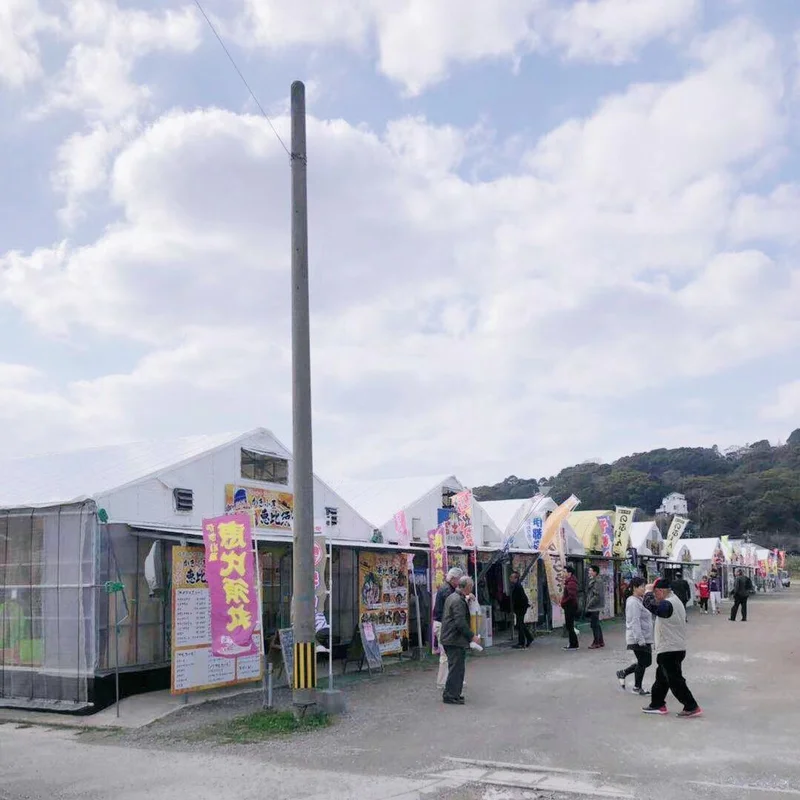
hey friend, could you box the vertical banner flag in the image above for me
[453,489,475,548]
[313,534,328,613]
[780,550,786,569]
[506,493,545,544]
[539,495,580,554]
[428,525,448,594]
[720,535,731,561]
[525,515,544,551]
[664,516,690,558]
[394,510,411,547]
[597,515,614,558]
[203,514,259,657]
[613,507,635,558]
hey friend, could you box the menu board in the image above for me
[358,551,410,655]
[170,546,263,695]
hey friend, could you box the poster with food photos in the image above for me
[358,551,410,655]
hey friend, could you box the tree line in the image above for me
[473,429,800,551]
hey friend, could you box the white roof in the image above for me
[630,521,662,552]
[684,537,722,561]
[329,475,463,528]
[481,497,558,534]
[0,430,269,510]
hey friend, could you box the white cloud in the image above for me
[762,381,800,421]
[730,184,800,246]
[547,0,699,63]
[2,12,799,481]
[0,0,58,88]
[237,0,702,95]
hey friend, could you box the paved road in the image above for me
[2,591,798,799]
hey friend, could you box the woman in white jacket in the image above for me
[616,577,654,695]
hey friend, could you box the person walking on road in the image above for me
[730,569,754,622]
[671,571,692,609]
[586,564,605,649]
[509,571,534,649]
[708,571,722,615]
[642,578,703,718]
[561,565,579,651]
[433,567,463,688]
[440,576,481,705]
[617,577,654,695]
[696,575,710,614]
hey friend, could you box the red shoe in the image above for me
[642,705,668,715]
[588,643,601,650]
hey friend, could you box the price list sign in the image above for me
[170,546,263,695]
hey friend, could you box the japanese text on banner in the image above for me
[613,507,635,557]
[428,525,448,594]
[597,515,613,558]
[394,510,411,547]
[203,514,259,658]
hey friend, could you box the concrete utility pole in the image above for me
[290,80,316,713]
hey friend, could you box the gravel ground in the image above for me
[5,591,799,799]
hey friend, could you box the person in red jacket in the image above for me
[561,565,579,651]
[695,575,710,614]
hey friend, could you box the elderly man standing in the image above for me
[642,578,703,718]
[440,576,481,705]
[433,567,463,689]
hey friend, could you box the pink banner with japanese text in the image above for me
[394,510,411,547]
[597,515,613,558]
[203,513,259,658]
[453,490,475,548]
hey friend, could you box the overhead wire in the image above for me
[192,0,291,157]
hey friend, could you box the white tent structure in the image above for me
[629,521,664,556]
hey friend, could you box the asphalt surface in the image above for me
[1,590,797,799]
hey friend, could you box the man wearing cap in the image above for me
[433,567,464,689]
[641,578,703,718]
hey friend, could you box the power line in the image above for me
[193,0,291,157]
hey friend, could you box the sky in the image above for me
[1,0,800,487]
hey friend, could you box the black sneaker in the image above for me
[563,646,579,651]
[442,696,462,705]
[616,670,626,689]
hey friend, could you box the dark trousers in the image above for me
[650,651,698,712]
[623,644,652,688]
[699,597,708,612]
[731,596,748,621]
[443,645,467,699]
[516,612,533,646]
[564,605,579,648]
[588,611,604,645]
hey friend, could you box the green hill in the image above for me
[473,429,800,551]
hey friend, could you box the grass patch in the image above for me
[210,710,330,743]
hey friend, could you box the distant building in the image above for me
[656,492,688,516]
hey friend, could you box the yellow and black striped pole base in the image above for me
[293,640,317,689]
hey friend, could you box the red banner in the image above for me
[203,513,259,658]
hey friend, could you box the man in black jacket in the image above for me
[433,567,463,688]
[730,569,753,622]
[441,576,481,704]
[509,571,533,649]
[671,572,692,609]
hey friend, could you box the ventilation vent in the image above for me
[174,488,194,512]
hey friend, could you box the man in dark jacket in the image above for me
[433,567,463,688]
[509,571,533,649]
[671,572,692,608]
[561,565,579,651]
[440,576,481,704]
[730,569,754,622]
[585,564,605,649]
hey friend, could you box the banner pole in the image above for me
[328,537,333,689]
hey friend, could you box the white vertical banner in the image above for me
[613,507,635,558]
[665,516,690,558]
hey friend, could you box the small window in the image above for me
[173,488,193,512]
[241,449,289,484]
[325,507,338,527]
[442,489,456,508]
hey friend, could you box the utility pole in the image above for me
[290,80,316,713]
